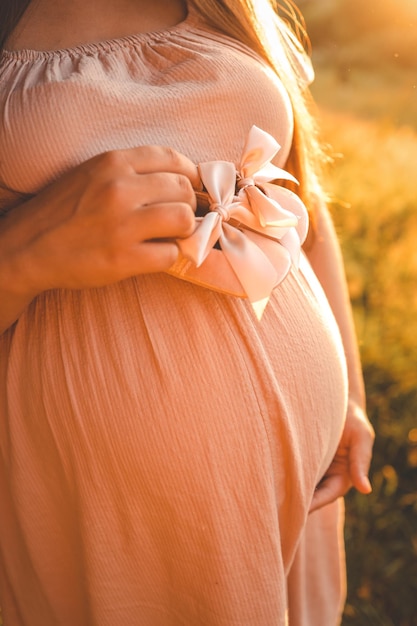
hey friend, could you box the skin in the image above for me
[0,0,374,509]
[305,203,374,511]
[0,147,199,331]
[6,0,188,51]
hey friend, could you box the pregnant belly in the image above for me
[1,266,346,566]
[2,263,347,477]
[0,264,347,626]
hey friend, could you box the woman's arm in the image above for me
[0,145,199,335]
[305,200,375,511]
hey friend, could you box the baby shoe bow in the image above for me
[177,125,309,316]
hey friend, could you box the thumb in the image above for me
[349,434,373,494]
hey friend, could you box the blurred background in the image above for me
[294,1,417,624]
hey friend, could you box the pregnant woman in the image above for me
[0,0,374,624]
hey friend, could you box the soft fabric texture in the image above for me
[0,9,347,625]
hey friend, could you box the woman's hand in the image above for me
[309,402,375,512]
[4,146,199,291]
[0,145,199,332]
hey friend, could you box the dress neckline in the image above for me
[2,6,198,62]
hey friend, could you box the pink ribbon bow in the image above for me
[177,125,309,316]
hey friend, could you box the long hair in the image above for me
[189,0,327,219]
[1,0,326,225]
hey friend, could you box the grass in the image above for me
[311,60,417,625]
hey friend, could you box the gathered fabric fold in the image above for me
[177,125,309,317]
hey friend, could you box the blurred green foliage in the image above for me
[297,1,417,623]
[322,111,417,625]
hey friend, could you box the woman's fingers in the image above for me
[6,145,202,294]
[110,146,202,191]
[131,201,196,241]
[309,406,375,514]
[348,409,375,494]
[129,240,181,274]
[129,171,197,211]
[349,436,373,494]
[350,442,372,494]
[309,473,351,513]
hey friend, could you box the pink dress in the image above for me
[0,9,347,626]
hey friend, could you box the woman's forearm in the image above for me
[306,200,375,509]
[305,201,366,410]
[0,288,37,334]
[0,206,42,334]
